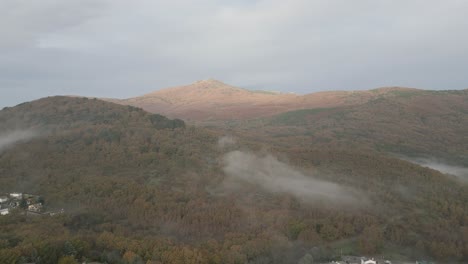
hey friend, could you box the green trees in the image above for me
[62,241,77,257]
[149,114,185,129]
[287,221,306,240]
[37,242,61,264]
[19,198,27,209]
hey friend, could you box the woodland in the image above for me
[0,96,467,263]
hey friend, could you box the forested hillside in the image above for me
[0,97,466,263]
[232,89,468,166]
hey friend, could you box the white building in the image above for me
[9,193,22,199]
[361,259,377,264]
[0,196,8,203]
[0,208,9,215]
[28,203,43,212]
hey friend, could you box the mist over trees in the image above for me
[0,97,466,263]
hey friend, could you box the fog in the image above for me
[411,158,468,182]
[217,135,236,149]
[0,130,37,152]
[222,150,366,206]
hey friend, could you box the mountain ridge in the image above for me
[105,79,427,121]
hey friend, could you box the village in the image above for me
[318,256,434,264]
[0,192,63,216]
[0,193,436,264]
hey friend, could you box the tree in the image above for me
[359,225,383,254]
[0,248,20,264]
[63,241,77,257]
[19,198,28,209]
[123,250,144,264]
[37,242,60,264]
[58,255,79,264]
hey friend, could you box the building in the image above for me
[361,259,376,264]
[0,196,8,203]
[0,208,9,215]
[10,193,22,199]
[28,203,43,212]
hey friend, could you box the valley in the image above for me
[3,1,468,263]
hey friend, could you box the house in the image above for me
[28,203,43,212]
[0,208,9,215]
[0,196,8,203]
[10,192,22,199]
[361,258,377,264]
[26,198,36,205]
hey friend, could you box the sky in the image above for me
[1,0,468,107]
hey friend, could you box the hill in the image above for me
[227,89,468,167]
[0,96,466,263]
[107,79,420,121]
[106,79,298,120]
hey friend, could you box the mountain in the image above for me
[107,79,298,120]
[228,89,468,167]
[0,96,467,263]
[108,79,421,121]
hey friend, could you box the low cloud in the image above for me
[408,158,468,182]
[0,130,37,152]
[217,135,237,149]
[222,150,366,206]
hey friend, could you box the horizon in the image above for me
[2,78,467,108]
[3,77,468,108]
[2,1,468,107]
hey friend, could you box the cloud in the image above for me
[217,136,237,149]
[1,0,468,107]
[222,150,366,206]
[0,130,37,152]
[408,158,468,182]
[0,0,106,50]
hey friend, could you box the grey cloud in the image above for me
[1,0,468,107]
[0,0,106,49]
[222,150,367,206]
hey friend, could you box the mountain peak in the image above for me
[190,79,240,90]
[194,78,225,85]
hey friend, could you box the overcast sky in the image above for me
[1,0,468,107]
